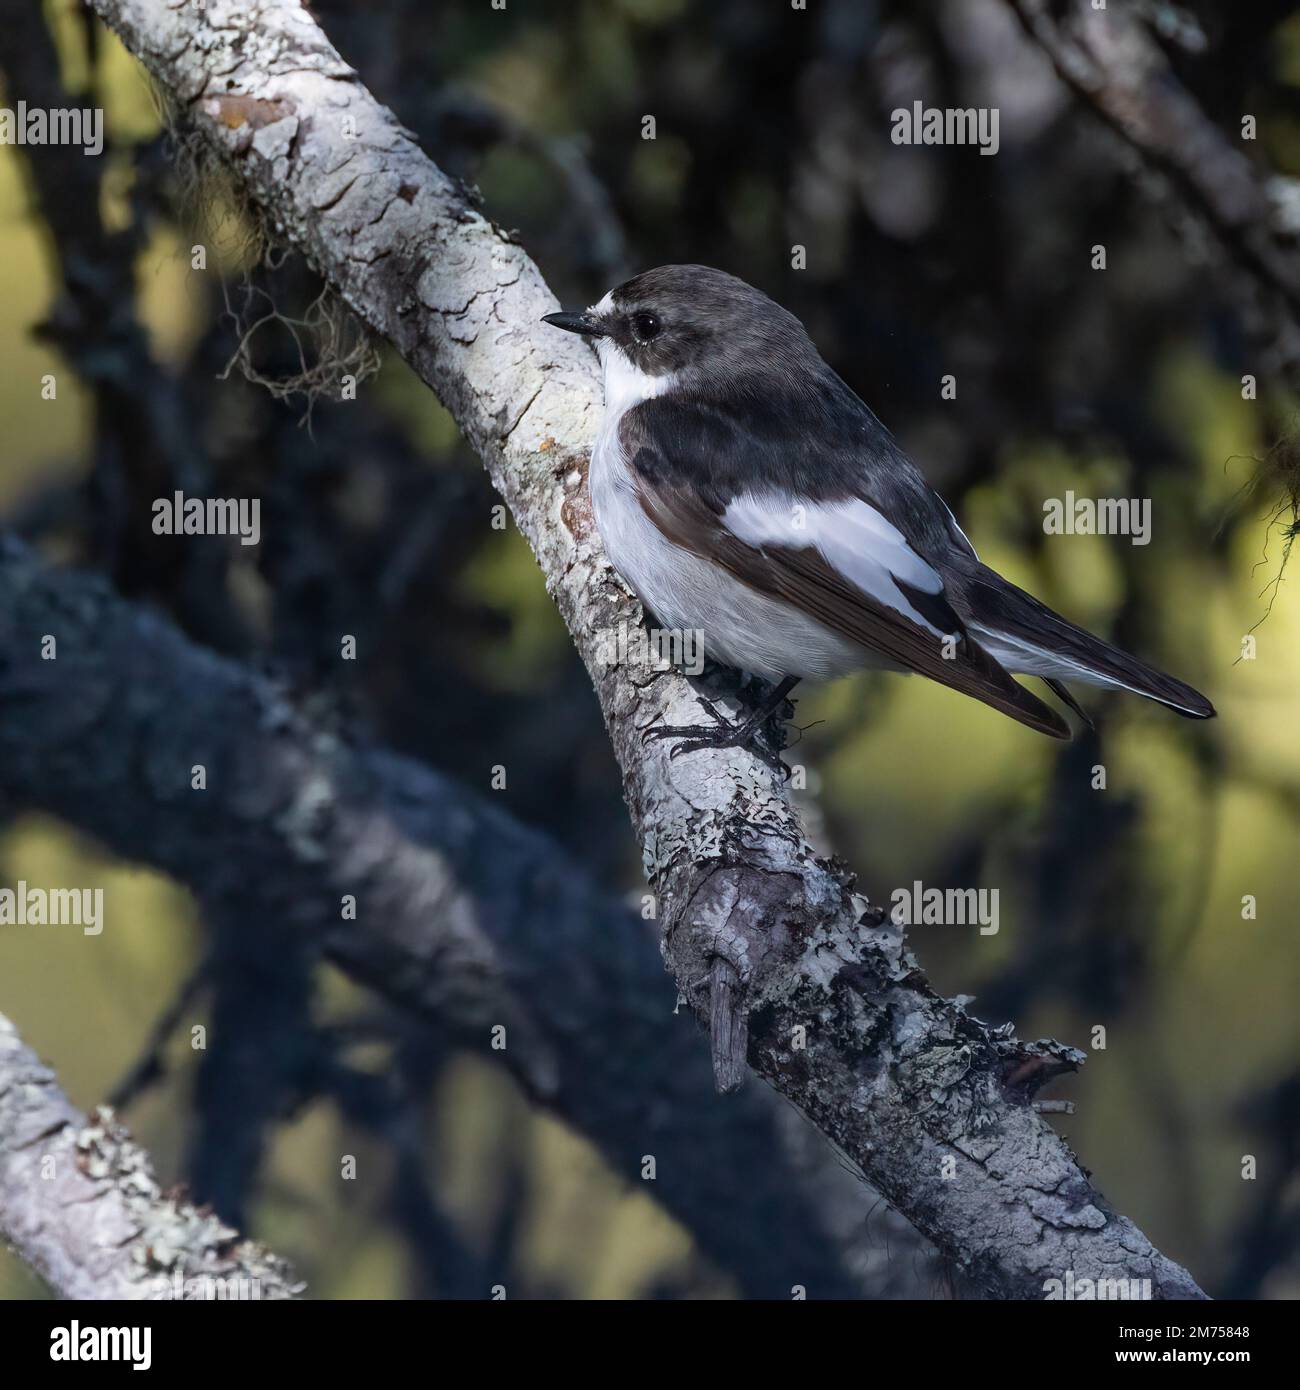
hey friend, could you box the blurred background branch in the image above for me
[1009,0,1300,387]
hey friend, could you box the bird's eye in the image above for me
[630,311,661,343]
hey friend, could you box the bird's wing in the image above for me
[621,398,1070,738]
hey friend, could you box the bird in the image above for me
[542,264,1214,766]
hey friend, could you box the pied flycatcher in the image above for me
[543,265,1214,761]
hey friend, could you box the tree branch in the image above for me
[81,0,1206,1297]
[0,1012,300,1299]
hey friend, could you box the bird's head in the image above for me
[542,264,816,400]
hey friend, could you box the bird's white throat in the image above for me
[587,294,677,417]
[595,337,676,417]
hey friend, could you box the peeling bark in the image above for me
[83,0,1207,1298]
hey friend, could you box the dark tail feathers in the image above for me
[948,560,1215,722]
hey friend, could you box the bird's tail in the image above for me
[945,559,1215,721]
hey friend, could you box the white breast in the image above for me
[588,341,869,683]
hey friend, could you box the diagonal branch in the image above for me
[0,1011,300,1299]
[82,0,1206,1297]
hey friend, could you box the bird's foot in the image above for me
[644,692,791,778]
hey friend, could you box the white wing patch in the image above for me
[721,492,948,635]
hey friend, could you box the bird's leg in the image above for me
[644,675,800,775]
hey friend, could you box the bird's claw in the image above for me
[643,718,790,778]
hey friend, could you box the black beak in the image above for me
[542,310,605,337]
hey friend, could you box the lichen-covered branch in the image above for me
[83,0,1206,1297]
[0,1012,300,1299]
